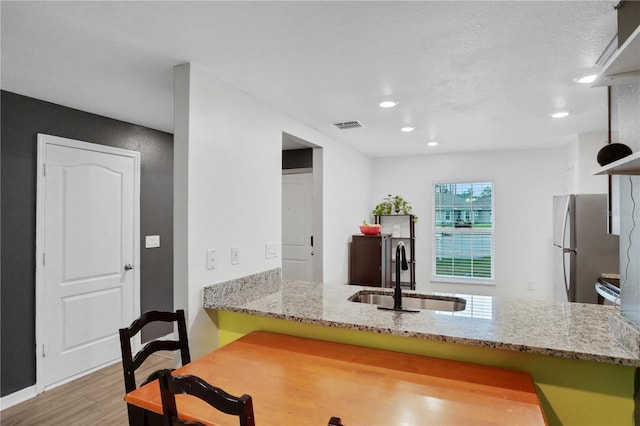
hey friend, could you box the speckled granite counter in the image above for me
[203,269,640,367]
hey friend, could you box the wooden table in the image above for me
[125,331,546,425]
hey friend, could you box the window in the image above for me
[433,182,494,283]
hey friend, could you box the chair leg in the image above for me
[127,404,164,426]
[126,403,146,426]
[328,416,344,426]
[144,410,165,426]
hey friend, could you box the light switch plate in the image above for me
[265,243,278,259]
[231,247,240,265]
[145,235,160,248]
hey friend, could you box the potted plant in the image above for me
[372,194,418,221]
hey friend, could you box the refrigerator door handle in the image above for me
[561,197,572,295]
[562,249,570,293]
[561,197,571,250]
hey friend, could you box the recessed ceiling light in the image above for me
[576,74,598,84]
[551,111,570,118]
[379,101,398,108]
[427,141,438,147]
[401,126,414,133]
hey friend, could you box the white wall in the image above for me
[563,134,578,195]
[372,148,564,300]
[320,142,374,283]
[173,63,373,357]
[564,130,609,195]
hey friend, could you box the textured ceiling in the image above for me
[1,1,618,157]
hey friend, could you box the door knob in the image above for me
[124,264,134,271]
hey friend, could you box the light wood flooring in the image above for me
[0,354,174,425]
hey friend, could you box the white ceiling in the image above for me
[1,1,618,157]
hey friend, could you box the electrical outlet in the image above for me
[206,249,216,270]
[265,243,278,259]
[231,247,240,265]
[527,281,534,291]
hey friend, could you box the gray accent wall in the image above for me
[1,91,174,397]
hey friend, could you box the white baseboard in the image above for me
[1,358,121,410]
[44,357,121,392]
[1,332,178,411]
[0,385,37,411]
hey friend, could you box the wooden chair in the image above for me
[120,309,191,425]
[159,371,255,426]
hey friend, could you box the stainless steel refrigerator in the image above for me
[552,194,619,304]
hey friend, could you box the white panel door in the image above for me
[38,134,139,389]
[282,173,313,281]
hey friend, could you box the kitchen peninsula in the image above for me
[203,269,638,426]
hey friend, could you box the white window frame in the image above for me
[432,180,495,285]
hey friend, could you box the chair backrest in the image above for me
[119,309,191,393]
[159,372,255,426]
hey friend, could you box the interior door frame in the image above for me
[35,134,141,393]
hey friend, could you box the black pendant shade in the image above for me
[597,143,632,166]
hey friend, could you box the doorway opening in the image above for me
[282,132,323,282]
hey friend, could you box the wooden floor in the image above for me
[0,355,174,425]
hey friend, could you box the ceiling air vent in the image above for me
[332,121,363,130]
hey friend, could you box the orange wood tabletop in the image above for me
[125,331,546,425]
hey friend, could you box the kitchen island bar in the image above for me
[126,331,546,425]
[203,269,638,426]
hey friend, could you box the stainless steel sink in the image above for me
[349,291,466,312]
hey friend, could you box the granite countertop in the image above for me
[203,270,640,367]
